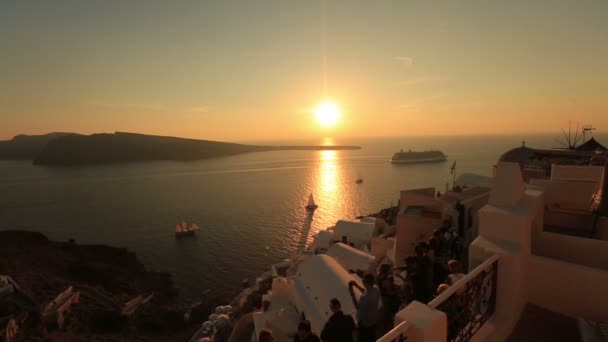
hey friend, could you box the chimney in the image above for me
[489,162,525,206]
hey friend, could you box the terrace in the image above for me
[253,161,608,342]
[374,161,608,342]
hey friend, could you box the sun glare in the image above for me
[315,101,341,127]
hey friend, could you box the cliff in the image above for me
[32,132,361,165]
[0,231,198,341]
[0,132,78,160]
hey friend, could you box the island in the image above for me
[0,132,361,165]
[0,132,78,160]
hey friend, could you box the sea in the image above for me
[0,134,602,302]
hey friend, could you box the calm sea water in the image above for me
[0,134,599,302]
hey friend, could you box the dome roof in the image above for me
[576,137,606,151]
[499,144,536,163]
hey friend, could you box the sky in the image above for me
[1,0,608,141]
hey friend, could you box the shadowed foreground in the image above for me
[0,230,206,341]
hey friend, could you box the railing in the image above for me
[429,254,499,342]
[376,321,412,342]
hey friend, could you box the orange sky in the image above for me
[2,1,608,141]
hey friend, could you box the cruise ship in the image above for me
[390,149,447,164]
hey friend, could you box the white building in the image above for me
[253,151,608,342]
[254,254,366,342]
[382,161,608,342]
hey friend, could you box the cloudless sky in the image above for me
[1,1,607,141]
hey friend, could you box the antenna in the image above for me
[582,125,596,142]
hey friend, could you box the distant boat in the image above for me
[356,178,364,184]
[390,149,447,164]
[306,193,318,211]
[176,219,200,237]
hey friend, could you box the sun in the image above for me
[315,100,341,127]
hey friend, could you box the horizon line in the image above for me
[3,130,605,144]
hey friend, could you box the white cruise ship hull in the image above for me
[390,156,447,164]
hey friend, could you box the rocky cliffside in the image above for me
[0,230,199,341]
[0,133,77,160]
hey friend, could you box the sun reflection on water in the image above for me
[320,150,337,192]
[313,149,343,231]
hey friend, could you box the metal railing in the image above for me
[429,254,499,342]
[376,321,412,342]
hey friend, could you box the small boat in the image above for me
[176,219,200,237]
[356,178,363,184]
[305,193,318,211]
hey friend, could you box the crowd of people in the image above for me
[258,220,468,342]
[397,225,466,302]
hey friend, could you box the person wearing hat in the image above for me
[294,320,320,342]
[321,298,356,342]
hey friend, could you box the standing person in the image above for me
[293,320,320,342]
[432,258,448,290]
[259,329,274,342]
[447,260,465,286]
[411,242,434,303]
[396,256,417,306]
[429,232,448,290]
[447,225,460,259]
[452,232,464,262]
[431,229,449,264]
[320,298,356,342]
[447,260,464,305]
[348,274,380,342]
[377,264,400,333]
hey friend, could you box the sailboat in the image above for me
[175,219,200,237]
[306,193,318,211]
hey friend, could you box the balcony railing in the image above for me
[376,321,412,342]
[429,254,499,342]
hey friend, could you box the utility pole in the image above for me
[450,161,456,190]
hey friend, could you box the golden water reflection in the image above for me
[314,149,343,230]
[320,150,337,192]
